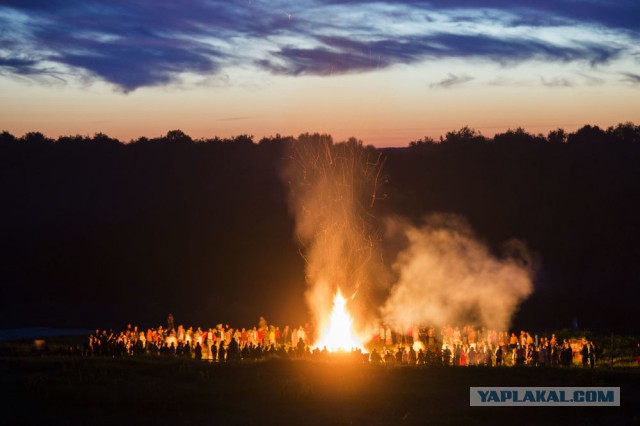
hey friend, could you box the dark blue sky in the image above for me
[1,0,638,90]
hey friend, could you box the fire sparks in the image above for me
[314,288,364,352]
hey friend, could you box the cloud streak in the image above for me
[0,0,638,91]
[621,72,640,85]
[430,73,474,89]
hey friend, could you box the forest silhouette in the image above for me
[1,123,639,332]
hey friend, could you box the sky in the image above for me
[0,0,639,147]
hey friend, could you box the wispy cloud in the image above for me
[575,72,605,86]
[540,77,574,88]
[0,56,67,84]
[621,72,640,85]
[0,1,638,91]
[0,57,39,74]
[430,73,474,89]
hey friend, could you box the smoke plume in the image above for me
[283,134,386,335]
[381,214,534,332]
[284,136,534,338]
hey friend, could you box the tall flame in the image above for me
[313,288,364,352]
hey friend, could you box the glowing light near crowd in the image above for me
[314,288,364,352]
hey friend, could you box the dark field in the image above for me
[1,357,638,425]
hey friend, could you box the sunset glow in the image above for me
[1,1,638,146]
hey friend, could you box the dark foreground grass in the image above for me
[1,357,638,426]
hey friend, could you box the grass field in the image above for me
[1,356,638,425]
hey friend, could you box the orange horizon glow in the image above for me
[2,63,638,148]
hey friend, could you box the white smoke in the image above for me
[283,135,386,338]
[381,214,534,332]
[284,137,535,338]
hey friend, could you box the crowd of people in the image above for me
[82,314,599,367]
[85,316,317,362]
[369,326,595,368]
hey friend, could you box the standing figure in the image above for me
[167,313,174,332]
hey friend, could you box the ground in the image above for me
[1,356,638,425]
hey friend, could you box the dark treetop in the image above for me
[1,124,639,333]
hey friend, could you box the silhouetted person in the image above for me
[495,346,503,366]
[241,345,250,360]
[369,349,381,364]
[227,338,239,361]
[194,342,202,360]
[384,351,394,365]
[296,337,305,357]
[167,313,174,332]
[515,345,525,366]
[321,346,329,360]
[468,346,477,365]
[561,341,573,367]
[408,347,417,365]
[395,348,403,364]
[442,347,451,366]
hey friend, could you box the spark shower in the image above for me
[284,135,534,350]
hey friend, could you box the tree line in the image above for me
[2,122,639,147]
[1,123,639,333]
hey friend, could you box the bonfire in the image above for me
[313,288,365,352]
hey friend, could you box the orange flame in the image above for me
[313,288,364,352]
